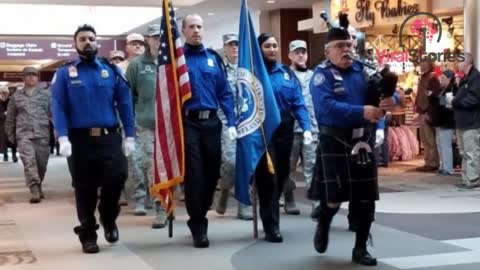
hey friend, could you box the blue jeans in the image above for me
[435,128,454,174]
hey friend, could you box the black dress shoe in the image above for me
[265,230,283,243]
[82,240,100,254]
[193,233,209,248]
[352,248,377,266]
[314,223,329,253]
[104,225,119,243]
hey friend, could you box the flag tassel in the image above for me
[266,152,275,175]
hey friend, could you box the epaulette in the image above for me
[207,48,227,74]
[317,60,332,70]
[57,60,76,69]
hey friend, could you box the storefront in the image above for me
[298,0,464,165]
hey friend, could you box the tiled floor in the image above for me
[2,156,480,270]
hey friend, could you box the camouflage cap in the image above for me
[289,40,307,52]
[22,66,39,76]
[223,33,238,45]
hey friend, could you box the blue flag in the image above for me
[235,0,281,205]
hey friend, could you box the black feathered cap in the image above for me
[326,12,350,44]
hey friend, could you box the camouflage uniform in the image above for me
[217,60,238,190]
[216,58,252,219]
[4,87,51,187]
[285,68,319,192]
[130,126,154,199]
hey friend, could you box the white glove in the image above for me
[227,126,238,140]
[58,136,72,157]
[375,129,385,148]
[124,137,136,157]
[303,130,313,145]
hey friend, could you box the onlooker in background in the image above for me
[5,67,51,203]
[1,87,18,162]
[0,86,9,157]
[118,33,146,74]
[109,50,125,65]
[415,60,441,172]
[428,70,457,175]
[448,53,480,189]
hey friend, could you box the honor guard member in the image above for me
[181,14,237,248]
[125,24,168,228]
[5,67,51,203]
[283,40,319,217]
[215,33,253,221]
[308,24,385,266]
[256,33,312,243]
[51,24,135,254]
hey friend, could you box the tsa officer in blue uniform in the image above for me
[307,25,386,266]
[255,33,312,243]
[181,14,237,248]
[51,24,135,254]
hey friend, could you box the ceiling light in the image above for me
[208,12,215,16]
[267,0,276,4]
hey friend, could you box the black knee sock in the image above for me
[355,219,372,250]
[319,204,340,227]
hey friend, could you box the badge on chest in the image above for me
[207,58,214,67]
[68,66,78,78]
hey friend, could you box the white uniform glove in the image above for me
[303,130,313,145]
[58,136,72,157]
[375,129,385,148]
[227,126,238,140]
[124,137,136,157]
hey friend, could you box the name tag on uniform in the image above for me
[284,72,290,81]
[334,87,345,93]
[207,58,214,67]
[352,128,364,139]
[71,79,82,85]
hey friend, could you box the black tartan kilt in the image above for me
[308,126,380,203]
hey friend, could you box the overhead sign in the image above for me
[0,38,125,60]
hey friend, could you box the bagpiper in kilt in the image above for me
[307,23,386,266]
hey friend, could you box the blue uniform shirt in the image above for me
[183,43,235,127]
[269,62,311,131]
[310,60,384,129]
[51,58,135,137]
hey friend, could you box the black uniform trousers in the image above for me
[67,129,127,235]
[255,113,294,233]
[183,115,222,236]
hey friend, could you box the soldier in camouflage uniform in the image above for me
[283,40,319,216]
[215,33,253,220]
[5,67,51,204]
[125,24,167,229]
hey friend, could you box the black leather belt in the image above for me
[184,110,217,120]
[319,126,354,138]
[69,127,119,137]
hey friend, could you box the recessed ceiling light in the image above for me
[267,0,276,4]
[208,12,215,16]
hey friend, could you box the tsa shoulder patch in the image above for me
[313,72,325,86]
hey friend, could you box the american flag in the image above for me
[151,0,191,216]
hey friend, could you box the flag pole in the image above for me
[244,0,274,239]
[163,0,182,238]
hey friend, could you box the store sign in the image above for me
[329,0,425,27]
[356,0,420,26]
[0,39,120,60]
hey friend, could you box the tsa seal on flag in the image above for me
[236,68,265,138]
